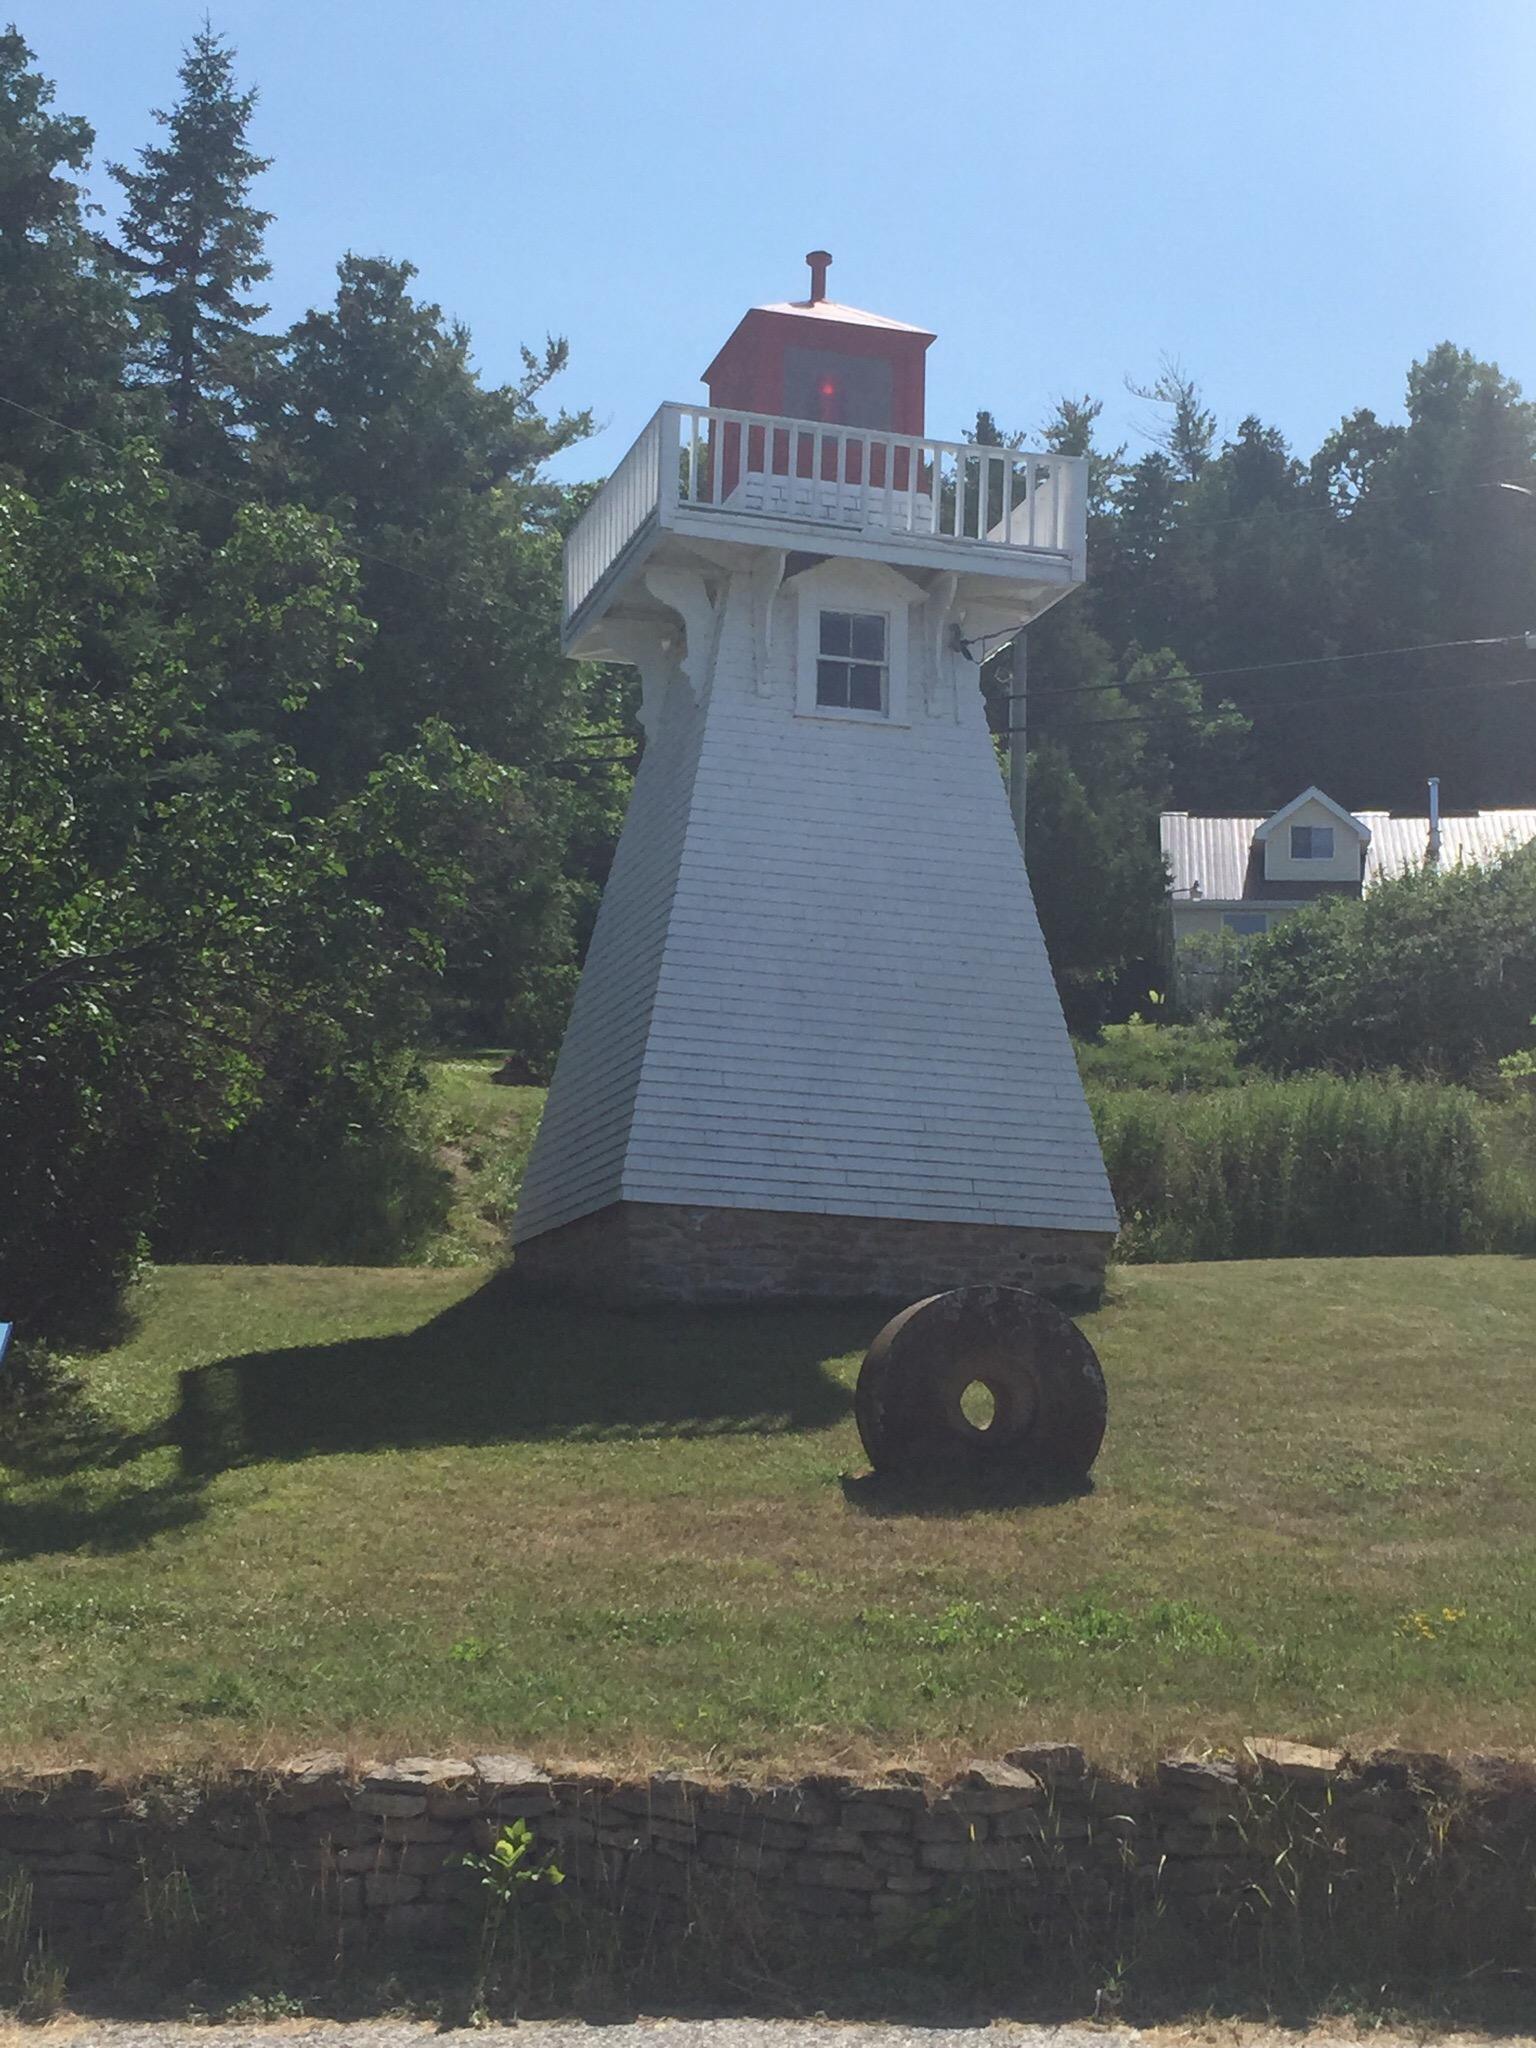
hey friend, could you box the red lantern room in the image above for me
[702,250,934,434]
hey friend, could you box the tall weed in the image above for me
[1091,1074,1536,1261]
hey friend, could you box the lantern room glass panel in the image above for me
[782,348,894,430]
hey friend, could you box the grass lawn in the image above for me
[3,1254,1534,1774]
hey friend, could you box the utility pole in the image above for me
[1007,629,1028,851]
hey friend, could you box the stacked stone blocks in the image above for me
[516,1203,1111,1308]
[2,1739,1530,1962]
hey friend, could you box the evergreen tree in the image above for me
[250,252,606,1057]
[0,30,132,482]
[109,22,272,471]
[1022,740,1171,1029]
[1040,392,1126,522]
[968,394,1249,1012]
[253,254,591,781]
[1127,355,1216,481]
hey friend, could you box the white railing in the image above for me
[564,402,1085,631]
[564,406,666,624]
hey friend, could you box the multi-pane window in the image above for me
[816,610,887,712]
[1290,824,1334,860]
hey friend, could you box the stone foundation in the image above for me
[514,1200,1111,1308]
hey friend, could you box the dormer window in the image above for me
[1291,825,1335,860]
[817,610,887,712]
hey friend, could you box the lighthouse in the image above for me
[514,255,1118,1304]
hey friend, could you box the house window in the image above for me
[1223,911,1269,937]
[816,610,887,713]
[1290,824,1334,860]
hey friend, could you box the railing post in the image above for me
[566,406,1088,645]
[657,405,679,524]
[1060,455,1087,579]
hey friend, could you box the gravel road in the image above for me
[4,2018,1528,2048]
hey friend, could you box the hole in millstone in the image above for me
[959,1381,996,1432]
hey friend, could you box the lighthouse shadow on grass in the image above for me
[174,1265,866,1476]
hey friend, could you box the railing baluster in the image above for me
[563,404,1087,639]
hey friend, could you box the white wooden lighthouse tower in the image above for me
[514,255,1118,1304]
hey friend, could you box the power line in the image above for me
[555,667,1536,765]
[10,384,1531,742]
[14,383,1532,661]
[1026,632,1532,702]
[1050,668,1536,734]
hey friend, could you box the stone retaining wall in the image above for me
[4,1741,1533,1962]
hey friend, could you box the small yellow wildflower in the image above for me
[1396,1606,1467,1641]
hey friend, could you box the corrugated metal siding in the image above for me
[1162,808,1536,900]
[520,561,1118,1245]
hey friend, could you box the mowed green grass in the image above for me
[3,1255,1534,1773]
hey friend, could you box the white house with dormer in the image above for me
[512,253,1119,1306]
[1162,784,1536,997]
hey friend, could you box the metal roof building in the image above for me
[1162,806,1536,902]
[1161,787,1536,1000]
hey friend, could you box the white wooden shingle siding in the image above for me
[515,556,1118,1246]
[510,660,712,1238]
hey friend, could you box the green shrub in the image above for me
[1091,1074,1536,1261]
[1226,845,1536,1080]
[153,1054,450,1266]
[1075,1018,1242,1093]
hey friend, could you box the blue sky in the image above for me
[36,0,1536,481]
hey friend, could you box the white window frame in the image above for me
[796,598,908,724]
[1290,824,1335,860]
[1223,910,1270,937]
